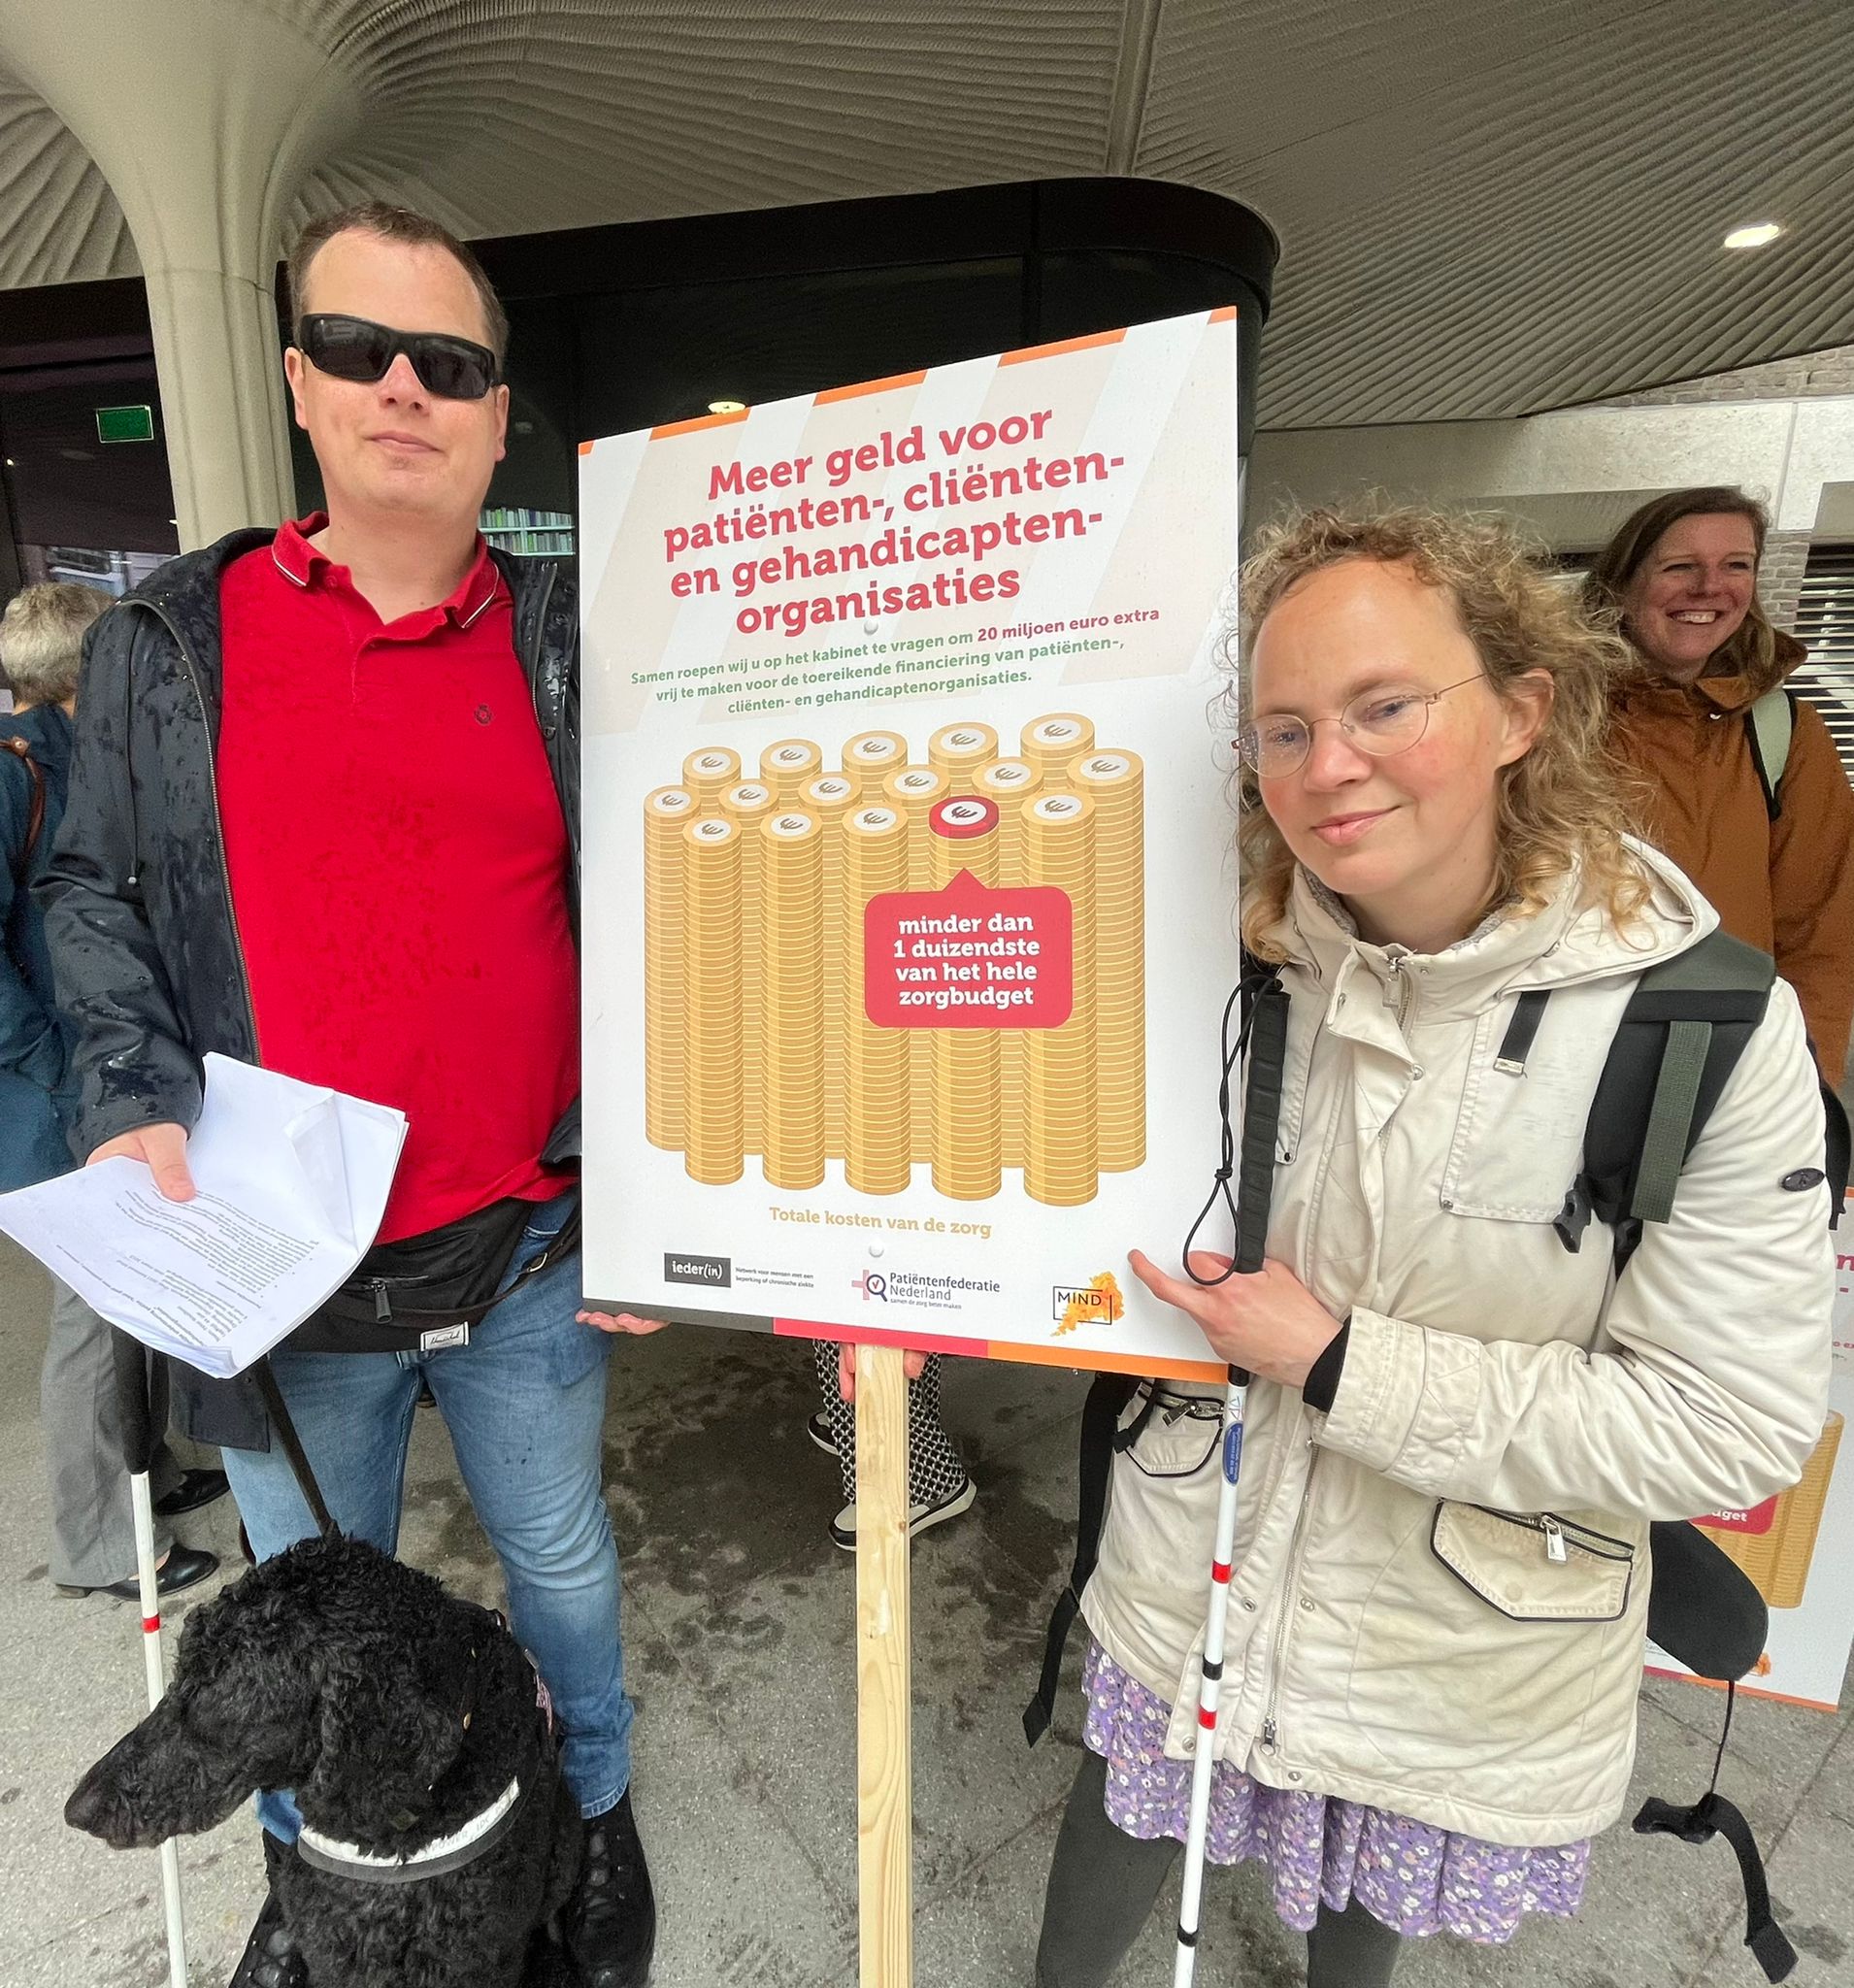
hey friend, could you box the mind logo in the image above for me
[1052,1274,1123,1335]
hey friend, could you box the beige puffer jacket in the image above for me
[1082,843,1834,1846]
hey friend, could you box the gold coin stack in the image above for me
[721,781,777,1153]
[842,804,912,1194]
[843,730,910,781]
[761,737,822,802]
[929,798,1004,1200]
[680,815,745,1184]
[1022,712,1095,787]
[1071,749,1146,1171]
[1699,1409,1844,1608]
[1022,790,1098,1207]
[758,810,826,1188]
[977,759,1043,1168]
[682,746,743,814]
[803,772,863,1161]
[928,721,1000,796]
[643,785,698,1151]
[882,765,951,1158]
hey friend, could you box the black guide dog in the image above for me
[67,1535,581,1988]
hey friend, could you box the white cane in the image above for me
[1172,961,1287,1984]
[116,1331,190,1987]
[1172,1366,1246,1987]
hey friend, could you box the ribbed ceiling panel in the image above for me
[2,1,1850,431]
[0,74,136,285]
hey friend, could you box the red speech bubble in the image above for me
[864,867,1074,1028]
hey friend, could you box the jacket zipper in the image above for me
[145,601,261,1056]
[1260,1441,1318,1752]
[1467,1504,1635,1563]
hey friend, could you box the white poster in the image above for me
[577,312,1242,1383]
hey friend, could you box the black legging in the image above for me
[1036,1752,1403,1988]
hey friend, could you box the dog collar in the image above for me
[295,1773,525,1885]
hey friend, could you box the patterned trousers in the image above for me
[811,1341,970,1507]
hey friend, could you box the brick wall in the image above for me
[1595,344,1854,630]
[1600,344,1854,409]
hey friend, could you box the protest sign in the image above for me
[579,311,1242,1382]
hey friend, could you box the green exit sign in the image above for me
[96,404,154,445]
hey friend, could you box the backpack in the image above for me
[1026,929,1846,1984]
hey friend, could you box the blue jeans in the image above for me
[220,1189,630,1837]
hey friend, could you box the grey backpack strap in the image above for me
[1556,929,1773,1266]
[1744,689,1796,822]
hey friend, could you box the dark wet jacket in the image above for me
[1,700,78,1189]
[38,529,581,1449]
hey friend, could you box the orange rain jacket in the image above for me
[1611,632,1854,1076]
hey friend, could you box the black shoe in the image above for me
[564,1793,656,1988]
[81,1545,219,1601]
[154,1468,230,1517]
[228,1836,308,1987]
[807,1411,839,1457]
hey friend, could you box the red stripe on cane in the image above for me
[1199,1706,1216,1730]
[142,1615,160,1634]
[1211,1561,1232,1583]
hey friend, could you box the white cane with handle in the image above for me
[1171,961,1288,1984]
[1171,1367,1246,1987]
[116,1331,190,1987]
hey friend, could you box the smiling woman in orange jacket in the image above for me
[1584,487,1854,1076]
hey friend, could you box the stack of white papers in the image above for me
[0,1055,406,1378]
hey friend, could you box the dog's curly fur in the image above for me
[66,1536,581,1988]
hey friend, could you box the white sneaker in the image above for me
[829,1476,977,1550]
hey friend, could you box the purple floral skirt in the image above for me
[1082,1641,1590,1943]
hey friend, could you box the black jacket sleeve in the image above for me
[37,608,203,1154]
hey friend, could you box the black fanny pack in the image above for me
[289,1191,582,1354]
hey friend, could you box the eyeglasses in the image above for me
[1238,673,1487,778]
[295,315,500,401]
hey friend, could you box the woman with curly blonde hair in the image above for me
[1033,508,1832,1987]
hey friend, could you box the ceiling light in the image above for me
[708,398,747,414]
[1722,222,1783,250]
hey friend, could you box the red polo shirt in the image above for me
[216,515,579,1243]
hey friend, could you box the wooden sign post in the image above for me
[855,1343,912,1987]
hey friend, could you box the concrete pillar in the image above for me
[0,2,359,547]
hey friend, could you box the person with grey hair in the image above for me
[1,582,224,1599]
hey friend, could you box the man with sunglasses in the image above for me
[42,204,653,1988]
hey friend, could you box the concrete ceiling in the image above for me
[0,0,1848,431]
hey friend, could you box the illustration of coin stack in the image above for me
[643,712,1145,1205]
[1694,1409,1843,1608]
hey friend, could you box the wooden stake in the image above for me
[855,1342,912,1988]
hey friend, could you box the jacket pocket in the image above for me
[1431,1501,1636,1622]
[1117,1386,1222,1481]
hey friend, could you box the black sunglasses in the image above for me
[295,314,501,401]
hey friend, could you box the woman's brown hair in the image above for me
[1581,486,1784,696]
[1238,506,1649,957]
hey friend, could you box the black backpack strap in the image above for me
[1556,929,1774,1271]
[1023,1370,1138,1746]
[1635,1686,1798,1983]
